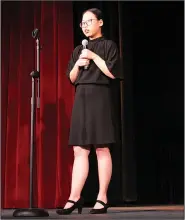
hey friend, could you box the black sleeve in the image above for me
[105,41,120,78]
[66,46,81,83]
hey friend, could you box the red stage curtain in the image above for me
[1,1,75,208]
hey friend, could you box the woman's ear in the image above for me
[99,19,103,27]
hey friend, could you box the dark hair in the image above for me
[82,8,103,21]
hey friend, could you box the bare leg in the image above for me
[93,146,112,209]
[64,146,90,209]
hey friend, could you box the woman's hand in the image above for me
[80,49,97,60]
[75,58,90,67]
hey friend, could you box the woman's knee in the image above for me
[73,146,91,157]
[95,146,110,157]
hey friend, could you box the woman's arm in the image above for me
[80,43,118,79]
[92,54,115,79]
[68,64,80,84]
[69,58,90,83]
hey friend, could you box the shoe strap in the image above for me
[96,200,107,207]
[67,200,76,204]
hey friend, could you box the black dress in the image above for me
[66,36,119,146]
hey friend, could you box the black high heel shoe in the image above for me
[56,197,84,215]
[89,200,109,214]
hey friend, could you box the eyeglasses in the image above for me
[79,19,97,28]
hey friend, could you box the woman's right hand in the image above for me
[75,58,90,67]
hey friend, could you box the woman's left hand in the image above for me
[80,49,97,60]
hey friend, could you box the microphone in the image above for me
[82,39,89,70]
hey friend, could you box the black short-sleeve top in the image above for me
[66,36,120,86]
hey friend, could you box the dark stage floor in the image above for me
[1,206,184,220]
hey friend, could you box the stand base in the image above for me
[13,208,49,217]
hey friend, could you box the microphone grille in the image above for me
[82,39,88,46]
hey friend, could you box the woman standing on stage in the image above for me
[56,8,119,215]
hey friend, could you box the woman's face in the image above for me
[80,11,103,38]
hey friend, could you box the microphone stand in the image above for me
[13,29,49,217]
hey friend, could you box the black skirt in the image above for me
[68,84,116,146]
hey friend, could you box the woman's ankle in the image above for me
[97,194,107,203]
[68,195,81,202]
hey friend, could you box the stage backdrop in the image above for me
[2,1,75,208]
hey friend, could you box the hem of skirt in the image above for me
[68,141,116,146]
